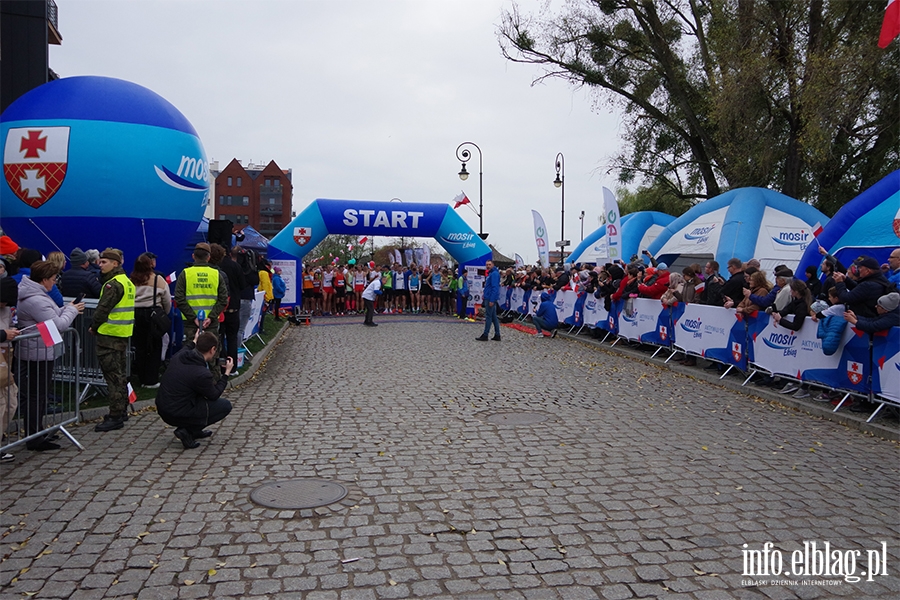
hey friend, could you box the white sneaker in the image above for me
[0,453,13,463]
[779,383,799,394]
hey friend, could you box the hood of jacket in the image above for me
[540,291,552,302]
[18,274,48,302]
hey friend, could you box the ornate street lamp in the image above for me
[456,142,487,239]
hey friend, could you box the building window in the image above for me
[219,195,224,205]
[265,178,271,186]
[237,177,242,187]
[227,176,232,186]
[243,196,249,206]
[269,198,276,205]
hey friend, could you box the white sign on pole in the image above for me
[272,259,297,305]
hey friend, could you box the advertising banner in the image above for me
[272,259,296,305]
[639,303,674,348]
[602,187,622,261]
[552,290,578,324]
[673,303,736,358]
[567,293,586,327]
[872,328,900,402]
[510,287,527,314]
[242,290,266,342]
[532,210,551,268]
[581,294,609,329]
[798,324,871,394]
[465,265,483,309]
[618,298,661,342]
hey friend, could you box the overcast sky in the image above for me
[50,0,623,263]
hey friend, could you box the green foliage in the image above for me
[616,182,694,217]
[499,0,899,215]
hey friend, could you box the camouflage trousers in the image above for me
[97,347,128,418]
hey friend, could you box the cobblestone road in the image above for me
[1,316,898,599]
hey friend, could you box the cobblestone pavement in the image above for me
[1,316,898,600]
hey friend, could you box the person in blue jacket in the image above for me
[476,260,501,342]
[533,291,559,338]
[812,288,846,356]
[271,267,286,321]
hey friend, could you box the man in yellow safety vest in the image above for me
[174,243,228,379]
[91,248,136,432]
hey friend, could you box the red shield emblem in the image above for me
[846,361,863,385]
[659,325,667,341]
[293,226,312,246]
[732,341,742,363]
[3,127,70,208]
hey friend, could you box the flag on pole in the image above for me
[165,271,177,284]
[36,319,62,347]
[358,235,368,245]
[531,210,550,268]
[602,187,622,261]
[452,192,471,209]
[879,0,900,48]
[811,222,823,237]
[514,253,525,269]
[127,382,137,404]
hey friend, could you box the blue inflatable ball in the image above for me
[1,76,208,275]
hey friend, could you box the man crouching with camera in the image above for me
[156,331,233,449]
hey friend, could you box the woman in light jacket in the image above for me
[131,253,172,388]
[16,260,83,451]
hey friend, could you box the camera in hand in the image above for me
[218,358,228,367]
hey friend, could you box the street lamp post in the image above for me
[456,142,487,240]
[579,210,585,241]
[553,153,567,262]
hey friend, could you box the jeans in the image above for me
[482,301,500,337]
[202,398,232,432]
[364,298,375,324]
[533,315,552,334]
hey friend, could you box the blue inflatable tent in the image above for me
[646,188,829,273]
[566,211,674,265]
[796,170,899,274]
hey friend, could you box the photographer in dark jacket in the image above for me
[156,331,233,449]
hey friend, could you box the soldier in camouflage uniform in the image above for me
[91,248,136,432]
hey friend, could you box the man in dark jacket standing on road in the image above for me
[476,260,501,342]
[156,331,233,449]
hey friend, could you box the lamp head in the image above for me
[553,174,562,188]
[458,164,469,181]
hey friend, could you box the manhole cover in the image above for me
[249,479,348,509]
[486,412,547,425]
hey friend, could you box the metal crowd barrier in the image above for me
[1,328,85,454]
[60,298,132,403]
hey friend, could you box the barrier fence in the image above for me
[1,328,85,454]
[63,299,132,403]
[500,286,899,421]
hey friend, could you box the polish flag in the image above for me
[357,235,368,245]
[36,319,62,347]
[452,192,470,209]
[164,271,177,284]
[127,383,137,404]
[694,281,705,294]
[811,222,823,237]
[879,0,900,48]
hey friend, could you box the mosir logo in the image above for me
[4,127,70,208]
[680,318,702,338]
[763,331,797,357]
[772,230,810,246]
[684,224,716,243]
[440,232,476,249]
[155,155,209,192]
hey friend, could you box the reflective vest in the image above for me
[181,265,220,320]
[97,273,135,337]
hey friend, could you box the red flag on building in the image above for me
[880,0,900,48]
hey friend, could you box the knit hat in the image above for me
[855,256,879,270]
[877,292,900,312]
[70,247,88,265]
[273,266,282,273]
[100,247,124,264]
[657,262,668,270]
[0,235,18,256]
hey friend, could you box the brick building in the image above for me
[213,159,293,238]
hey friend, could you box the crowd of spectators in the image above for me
[501,246,899,412]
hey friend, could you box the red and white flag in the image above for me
[36,319,62,347]
[879,0,900,48]
[694,281,706,294]
[811,222,823,237]
[452,191,470,209]
[357,235,368,245]
[127,382,137,404]
[165,271,177,284]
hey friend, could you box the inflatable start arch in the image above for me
[266,199,492,305]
